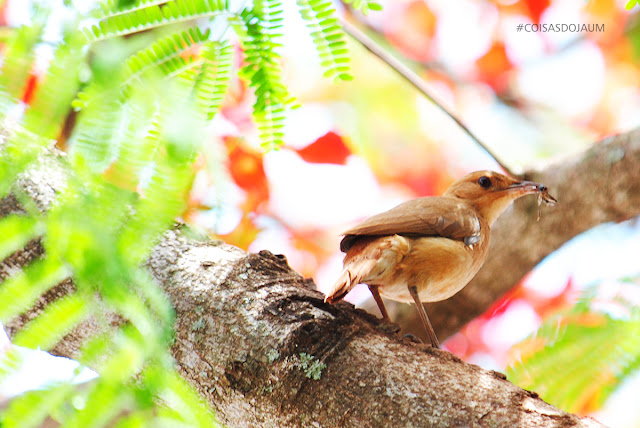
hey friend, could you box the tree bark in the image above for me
[4,129,636,426]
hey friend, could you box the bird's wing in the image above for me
[340,197,481,252]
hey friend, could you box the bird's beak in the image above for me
[505,180,557,204]
[506,180,545,194]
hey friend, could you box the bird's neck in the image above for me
[467,197,516,227]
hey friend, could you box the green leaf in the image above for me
[0,259,70,323]
[0,215,41,261]
[83,0,229,41]
[238,1,294,149]
[0,24,44,101]
[13,293,92,350]
[296,0,352,80]
[508,289,640,414]
[193,40,233,120]
[1,385,73,428]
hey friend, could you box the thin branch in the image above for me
[339,17,515,176]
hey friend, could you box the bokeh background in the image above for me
[3,0,640,426]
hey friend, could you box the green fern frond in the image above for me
[1,385,73,428]
[74,27,211,112]
[0,215,40,261]
[22,35,86,139]
[12,294,91,350]
[296,0,352,81]
[0,24,44,101]
[107,95,163,187]
[342,0,383,15]
[0,125,55,199]
[238,1,293,149]
[122,27,210,89]
[193,40,233,120]
[119,146,194,262]
[83,0,230,42]
[507,283,640,413]
[0,258,71,322]
[68,95,125,171]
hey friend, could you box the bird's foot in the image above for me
[376,321,401,334]
[402,333,424,344]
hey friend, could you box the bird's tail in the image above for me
[324,259,376,304]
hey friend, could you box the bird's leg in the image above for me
[367,284,391,322]
[408,285,440,349]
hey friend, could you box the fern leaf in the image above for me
[74,28,210,112]
[12,294,91,350]
[83,0,229,42]
[68,95,125,171]
[238,1,294,149]
[1,386,73,428]
[193,40,233,120]
[0,259,70,323]
[342,0,383,15]
[0,24,44,101]
[109,101,163,188]
[296,0,352,81]
[0,125,54,199]
[122,27,209,89]
[64,381,130,428]
[0,215,40,261]
[508,284,640,413]
[22,35,86,139]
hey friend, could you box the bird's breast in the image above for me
[372,234,489,303]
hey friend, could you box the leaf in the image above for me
[22,33,86,139]
[0,259,70,323]
[342,0,383,15]
[237,1,295,149]
[193,40,234,120]
[295,131,351,165]
[296,0,352,80]
[1,385,73,428]
[0,23,45,102]
[0,215,41,261]
[12,294,91,350]
[507,290,640,414]
[82,0,229,42]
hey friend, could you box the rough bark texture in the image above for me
[3,130,637,427]
[395,129,640,340]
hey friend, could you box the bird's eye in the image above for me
[478,176,491,189]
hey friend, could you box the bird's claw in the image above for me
[402,333,424,344]
[377,321,401,334]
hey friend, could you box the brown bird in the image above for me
[325,170,556,348]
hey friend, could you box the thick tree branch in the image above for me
[0,144,610,426]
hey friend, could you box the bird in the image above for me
[324,170,556,348]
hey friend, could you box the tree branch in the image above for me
[340,17,514,176]
[0,147,606,427]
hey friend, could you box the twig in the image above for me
[339,17,515,176]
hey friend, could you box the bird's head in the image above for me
[443,170,552,225]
